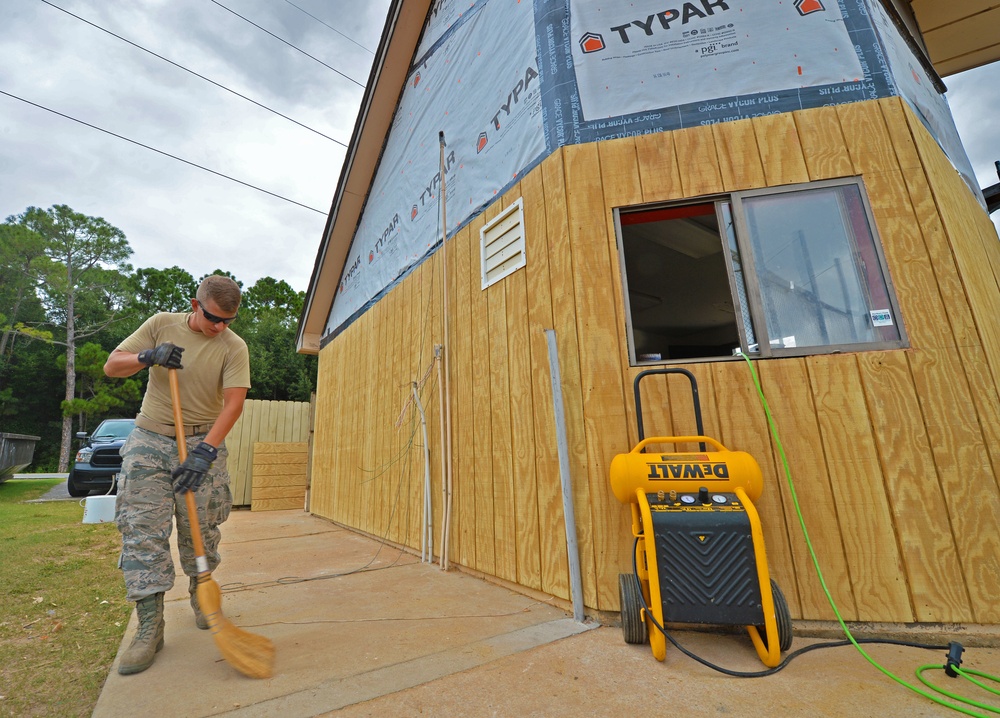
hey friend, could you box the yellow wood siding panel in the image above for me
[305,99,1000,629]
[714,119,766,191]
[523,157,570,601]
[855,351,972,622]
[543,149,599,609]
[752,113,809,187]
[252,443,308,511]
[453,224,477,568]
[673,126,724,198]
[807,355,911,621]
[792,107,854,182]
[503,192,543,590]
[757,358,855,620]
[469,210,497,576]
[488,238,516,583]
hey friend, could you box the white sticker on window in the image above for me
[870,309,894,327]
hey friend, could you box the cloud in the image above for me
[1,0,997,297]
[0,0,382,292]
[947,63,1000,237]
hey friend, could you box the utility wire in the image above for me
[40,0,347,148]
[283,0,375,56]
[0,89,326,215]
[207,0,365,88]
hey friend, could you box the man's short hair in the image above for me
[197,275,242,314]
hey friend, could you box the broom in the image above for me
[168,368,275,679]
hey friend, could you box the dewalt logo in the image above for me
[645,461,730,480]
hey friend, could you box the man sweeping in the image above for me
[104,275,250,675]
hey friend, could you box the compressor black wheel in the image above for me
[619,573,648,645]
[757,578,793,653]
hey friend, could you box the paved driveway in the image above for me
[14,473,75,502]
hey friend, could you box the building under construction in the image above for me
[296,0,1000,635]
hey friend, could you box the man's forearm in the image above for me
[204,388,248,448]
[104,349,145,377]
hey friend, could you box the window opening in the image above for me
[617,179,905,364]
[619,202,742,361]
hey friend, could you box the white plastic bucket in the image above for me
[81,495,116,524]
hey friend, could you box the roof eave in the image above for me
[296,0,431,354]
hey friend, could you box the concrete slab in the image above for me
[93,510,1000,717]
[93,510,594,718]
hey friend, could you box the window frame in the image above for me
[615,177,908,365]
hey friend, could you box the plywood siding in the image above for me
[228,399,312,506]
[311,97,1000,625]
[251,442,308,511]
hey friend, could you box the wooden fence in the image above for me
[227,399,312,506]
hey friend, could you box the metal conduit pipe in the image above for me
[545,329,585,623]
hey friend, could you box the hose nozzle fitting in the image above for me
[944,641,964,677]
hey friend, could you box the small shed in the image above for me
[297,0,1000,631]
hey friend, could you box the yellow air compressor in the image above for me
[610,368,792,667]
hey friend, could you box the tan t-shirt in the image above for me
[117,312,251,426]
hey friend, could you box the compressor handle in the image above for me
[634,368,704,450]
[630,435,727,454]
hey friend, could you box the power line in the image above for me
[0,89,327,215]
[39,0,347,148]
[207,0,365,89]
[283,0,375,56]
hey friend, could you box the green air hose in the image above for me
[738,352,999,716]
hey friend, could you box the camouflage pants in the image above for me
[115,427,232,602]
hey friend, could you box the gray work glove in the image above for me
[138,343,184,369]
[173,442,217,493]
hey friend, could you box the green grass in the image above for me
[0,479,131,718]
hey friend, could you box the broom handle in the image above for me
[168,368,209,568]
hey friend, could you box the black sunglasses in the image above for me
[198,302,238,325]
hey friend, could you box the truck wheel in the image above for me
[67,472,88,498]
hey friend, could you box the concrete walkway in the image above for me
[92,509,1000,717]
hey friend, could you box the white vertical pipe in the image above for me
[439,131,454,570]
[544,329,585,623]
[435,345,446,563]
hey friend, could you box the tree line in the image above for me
[0,204,317,472]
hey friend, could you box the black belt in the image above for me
[135,415,213,437]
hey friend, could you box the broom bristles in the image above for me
[197,576,275,679]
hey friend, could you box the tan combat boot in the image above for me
[118,593,165,675]
[190,576,209,630]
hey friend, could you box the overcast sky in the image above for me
[1,0,998,294]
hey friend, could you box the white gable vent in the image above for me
[481,197,525,289]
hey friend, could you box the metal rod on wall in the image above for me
[545,329,585,623]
